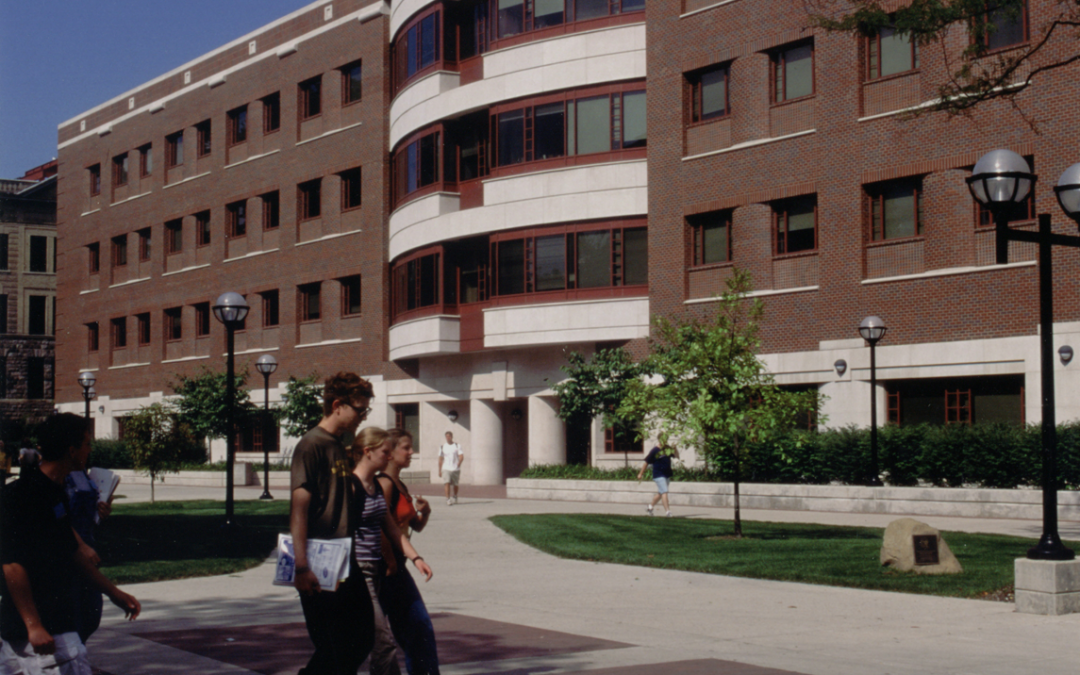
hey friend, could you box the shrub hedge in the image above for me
[520,423,1080,489]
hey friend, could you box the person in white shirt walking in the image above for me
[437,432,463,506]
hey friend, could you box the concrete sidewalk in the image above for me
[85,484,1080,674]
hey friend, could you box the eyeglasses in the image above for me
[344,401,372,418]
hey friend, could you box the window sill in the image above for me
[682,128,815,161]
[294,229,363,248]
[295,337,363,349]
[684,284,818,304]
[342,204,362,214]
[862,260,1035,286]
[299,113,323,124]
[161,355,210,365]
[108,276,151,289]
[163,171,211,190]
[688,115,730,127]
[223,248,279,264]
[689,261,732,271]
[680,0,741,19]
[225,149,280,169]
[162,263,210,277]
[864,68,920,85]
[295,121,363,147]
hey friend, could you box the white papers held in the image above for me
[87,467,121,503]
[274,534,351,591]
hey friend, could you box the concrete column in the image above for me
[470,398,504,485]
[528,395,565,466]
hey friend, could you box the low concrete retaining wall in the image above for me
[107,466,432,489]
[506,478,1080,521]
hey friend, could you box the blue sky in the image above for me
[0,0,309,178]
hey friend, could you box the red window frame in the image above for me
[866,24,918,80]
[226,200,247,238]
[340,168,362,211]
[137,228,151,261]
[195,211,211,247]
[87,322,99,352]
[867,178,923,242]
[261,290,280,327]
[975,0,1029,51]
[89,164,101,195]
[340,275,362,316]
[945,388,973,425]
[262,191,280,229]
[164,307,182,342]
[688,210,732,266]
[774,196,818,255]
[227,105,248,146]
[111,235,127,268]
[136,313,151,346]
[772,41,815,103]
[166,130,184,167]
[195,120,212,157]
[112,153,129,187]
[88,243,100,274]
[298,179,322,220]
[139,144,152,177]
[110,317,127,349]
[165,219,183,254]
[299,76,322,120]
[262,92,281,134]
[341,60,362,105]
[299,283,322,322]
[194,302,211,337]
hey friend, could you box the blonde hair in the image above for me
[352,426,390,459]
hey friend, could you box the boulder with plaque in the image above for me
[880,517,963,575]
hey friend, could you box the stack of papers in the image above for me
[87,467,120,503]
[274,534,351,592]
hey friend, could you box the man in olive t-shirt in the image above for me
[289,372,374,675]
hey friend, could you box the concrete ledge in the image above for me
[112,463,257,488]
[506,478,1080,521]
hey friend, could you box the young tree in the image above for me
[124,403,200,502]
[621,269,820,537]
[806,0,1077,121]
[551,347,643,431]
[277,374,324,439]
[170,366,254,459]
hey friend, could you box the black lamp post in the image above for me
[858,316,886,487]
[255,354,278,500]
[968,149,1080,561]
[212,291,250,527]
[78,371,96,419]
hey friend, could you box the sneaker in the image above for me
[454,496,459,504]
[646,505,654,516]
[665,511,672,518]
[447,498,453,506]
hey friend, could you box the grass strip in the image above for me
[95,500,290,584]
[490,513,1058,599]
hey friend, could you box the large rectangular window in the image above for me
[262,191,280,229]
[195,302,211,337]
[89,164,101,195]
[340,168,362,210]
[261,290,280,327]
[112,235,127,267]
[869,179,922,241]
[28,296,47,335]
[980,0,1028,50]
[393,252,441,315]
[227,200,247,238]
[299,76,322,119]
[195,211,211,247]
[112,153,129,186]
[165,219,183,254]
[575,96,611,155]
[165,307,182,342]
[298,180,322,220]
[136,312,151,346]
[228,105,248,145]
[341,61,362,104]
[262,92,281,133]
[87,243,99,274]
[137,228,151,261]
[773,42,814,102]
[498,0,524,37]
[29,236,47,272]
[166,130,184,166]
[26,357,44,400]
[868,25,918,79]
[111,317,127,349]
[775,195,817,254]
[340,276,362,316]
[195,120,212,157]
[395,131,440,201]
[689,211,731,265]
[299,283,322,322]
[139,144,153,176]
[686,65,730,121]
[887,375,1024,426]
[87,322,99,352]
[493,225,646,295]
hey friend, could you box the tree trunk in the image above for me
[150,472,156,503]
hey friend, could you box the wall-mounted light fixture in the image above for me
[98,405,105,414]
[1060,345,1074,366]
[447,409,459,423]
[834,359,847,377]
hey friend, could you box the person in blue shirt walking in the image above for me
[637,445,679,517]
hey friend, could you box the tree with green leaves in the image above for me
[277,374,324,439]
[806,0,1075,121]
[124,403,201,502]
[170,366,254,460]
[621,269,821,537]
[551,346,644,438]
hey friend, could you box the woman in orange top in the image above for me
[378,429,440,675]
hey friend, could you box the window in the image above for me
[867,24,918,79]
[392,253,440,314]
[299,283,321,322]
[87,322,99,352]
[773,42,814,102]
[28,296,47,335]
[868,179,923,241]
[139,144,152,176]
[340,276,362,316]
[26,358,44,400]
[196,120,212,157]
[341,61,362,104]
[137,228,151,261]
[87,242,99,274]
[299,76,322,119]
[195,302,211,337]
[228,106,248,145]
[112,153,129,186]
[240,411,280,454]
[887,375,1024,426]
[89,164,101,195]
[111,317,127,349]
[395,132,440,201]
[166,130,184,166]
[0,295,7,334]
[29,236,47,272]
[164,307,182,341]
[136,312,151,345]
[774,195,817,254]
[979,0,1028,50]
[688,211,731,265]
[298,179,322,220]
[262,192,280,229]
[340,168,362,210]
[261,290,280,327]
[262,92,281,133]
[112,235,127,267]
[227,200,247,238]
[604,422,643,454]
[394,403,420,450]
[686,64,730,120]
[165,219,183,254]
[195,211,211,247]
[397,12,440,86]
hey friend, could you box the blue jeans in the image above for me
[379,566,440,675]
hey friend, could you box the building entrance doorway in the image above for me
[565,413,591,465]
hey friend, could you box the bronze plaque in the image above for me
[913,534,940,565]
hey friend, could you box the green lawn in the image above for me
[490,514,1055,599]
[95,500,290,584]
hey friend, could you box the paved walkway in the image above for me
[83,484,1080,675]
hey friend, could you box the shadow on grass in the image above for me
[95,500,290,583]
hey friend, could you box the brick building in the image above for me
[0,161,58,436]
[55,0,1080,482]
